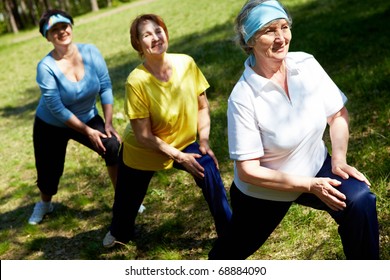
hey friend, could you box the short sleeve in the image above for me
[227,83,264,161]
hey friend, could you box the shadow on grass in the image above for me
[0,202,103,233]
[0,197,215,259]
[2,0,389,259]
[26,230,106,260]
[0,202,112,259]
[0,87,39,119]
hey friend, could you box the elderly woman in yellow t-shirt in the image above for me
[102,14,232,247]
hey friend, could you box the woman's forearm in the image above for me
[131,118,182,161]
[237,160,312,192]
[65,115,91,135]
[197,92,211,143]
[101,103,114,125]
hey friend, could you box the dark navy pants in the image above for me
[209,155,379,260]
[110,142,232,242]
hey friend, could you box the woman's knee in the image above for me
[102,135,119,151]
[197,153,216,170]
[102,136,120,165]
[344,179,376,210]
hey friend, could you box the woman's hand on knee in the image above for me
[176,152,205,179]
[331,159,371,186]
[87,127,107,154]
[309,177,347,211]
[199,141,219,169]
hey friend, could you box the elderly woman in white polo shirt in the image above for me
[209,0,379,259]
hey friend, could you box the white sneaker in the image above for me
[138,204,146,214]
[103,231,116,248]
[28,201,54,225]
[102,205,145,248]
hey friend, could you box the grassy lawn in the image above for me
[0,0,388,260]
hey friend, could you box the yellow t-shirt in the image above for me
[122,53,210,170]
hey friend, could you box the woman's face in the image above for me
[251,19,291,63]
[47,23,73,45]
[138,19,168,57]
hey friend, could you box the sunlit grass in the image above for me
[0,0,388,260]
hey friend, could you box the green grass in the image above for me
[0,0,388,260]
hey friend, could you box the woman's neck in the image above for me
[143,54,172,82]
[52,43,76,60]
[254,59,289,98]
[252,59,285,79]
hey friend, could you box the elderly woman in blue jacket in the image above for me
[29,9,121,225]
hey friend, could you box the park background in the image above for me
[0,0,389,260]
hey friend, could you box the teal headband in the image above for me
[243,0,288,43]
[43,14,72,37]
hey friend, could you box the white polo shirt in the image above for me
[228,52,347,201]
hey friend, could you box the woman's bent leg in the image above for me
[336,181,379,259]
[71,115,121,188]
[175,142,232,238]
[296,155,379,259]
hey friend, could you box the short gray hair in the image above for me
[234,0,292,55]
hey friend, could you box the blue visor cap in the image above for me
[43,14,72,37]
[243,0,288,43]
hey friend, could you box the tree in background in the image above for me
[3,0,22,33]
[91,0,99,12]
[0,0,127,34]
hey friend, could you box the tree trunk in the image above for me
[40,0,51,10]
[63,0,71,12]
[57,0,71,12]
[27,0,39,26]
[4,0,19,33]
[90,0,99,12]
[20,0,32,26]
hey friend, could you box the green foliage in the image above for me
[0,0,388,260]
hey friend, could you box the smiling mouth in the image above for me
[57,33,69,40]
[273,44,287,52]
[152,42,162,48]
